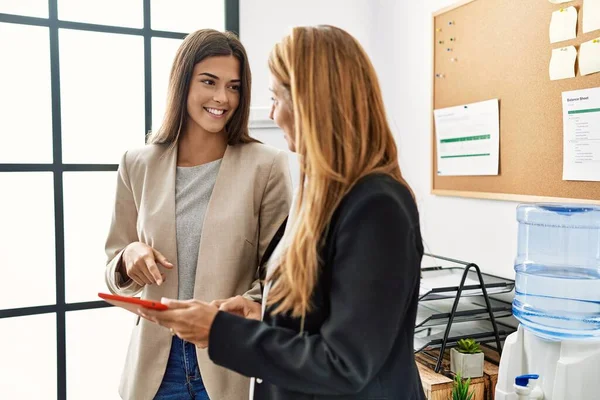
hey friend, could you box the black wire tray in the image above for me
[413,320,516,353]
[419,266,514,301]
[415,295,512,330]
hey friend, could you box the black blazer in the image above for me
[209,174,425,400]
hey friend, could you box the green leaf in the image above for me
[457,338,482,354]
[452,373,474,400]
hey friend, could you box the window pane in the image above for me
[59,29,145,164]
[0,173,55,309]
[0,23,53,163]
[151,0,224,33]
[151,37,182,131]
[58,0,143,29]
[64,172,117,303]
[0,314,56,399]
[66,308,134,400]
[0,0,48,17]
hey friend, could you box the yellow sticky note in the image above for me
[584,0,600,33]
[549,46,577,80]
[580,38,600,75]
[550,6,577,43]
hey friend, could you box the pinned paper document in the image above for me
[562,87,600,181]
[584,0,600,33]
[550,6,578,43]
[579,38,600,75]
[549,46,577,80]
[434,99,500,176]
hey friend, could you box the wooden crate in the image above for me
[416,349,499,400]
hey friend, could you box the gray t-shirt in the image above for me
[175,159,221,300]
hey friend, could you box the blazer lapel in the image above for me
[163,144,179,261]
[154,145,179,298]
[193,145,236,300]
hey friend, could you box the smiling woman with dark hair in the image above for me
[104,29,292,400]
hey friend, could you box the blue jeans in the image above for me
[154,336,210,400]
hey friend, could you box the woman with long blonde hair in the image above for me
[142,25,426,400]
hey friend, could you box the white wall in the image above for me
[240,0,375,110]
[241,0,519,279]
[374,0,519,279]
[241,0,377,190]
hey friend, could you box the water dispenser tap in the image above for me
[514,374,544,400]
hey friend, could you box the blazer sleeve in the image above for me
[242,150,293,302]
[104,151,143,296]
[209,191,420,395]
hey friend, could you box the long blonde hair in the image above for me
[147,29,256,146]
[267,25,413,318]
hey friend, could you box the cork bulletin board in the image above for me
[432,0,600,203]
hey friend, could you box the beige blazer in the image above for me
[105,142,292,400]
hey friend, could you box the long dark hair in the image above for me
[147,29,256,145]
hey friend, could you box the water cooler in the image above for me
[495,204,600,400]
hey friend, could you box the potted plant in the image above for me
[450,338,484,378]
[451,373,474,400]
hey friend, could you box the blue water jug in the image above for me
[513,204,600,340]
